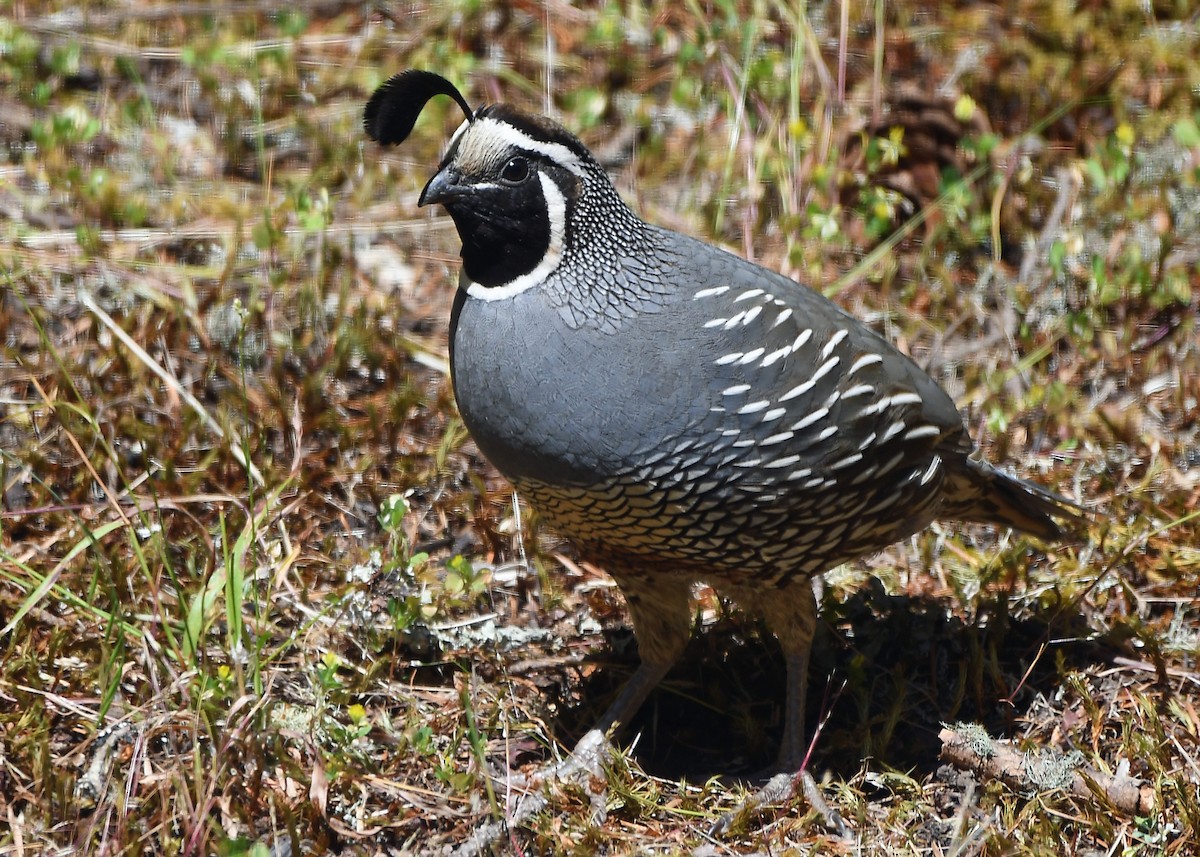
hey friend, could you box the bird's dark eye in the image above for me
[500,156,529,183]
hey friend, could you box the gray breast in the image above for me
[449,273,701,487]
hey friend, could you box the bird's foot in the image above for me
[711,767,850,840]
[501,728,614,821]
[452,729,616,857]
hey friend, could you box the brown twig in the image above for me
[938,724,1156,816]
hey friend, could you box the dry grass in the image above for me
[2,1,1198,855]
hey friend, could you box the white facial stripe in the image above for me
[455,117,586,178]
[447,117,472,153]
[466,172,566,301]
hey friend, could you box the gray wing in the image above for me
[619,233,973,571]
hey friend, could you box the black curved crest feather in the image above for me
[364,70,474,146]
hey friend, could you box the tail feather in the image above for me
[940,458,1087,541]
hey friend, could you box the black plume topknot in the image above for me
[364,70,475,146]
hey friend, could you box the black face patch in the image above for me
[443,173,551,287]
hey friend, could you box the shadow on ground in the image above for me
[549,577,1119,783]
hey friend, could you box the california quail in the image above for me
[365,70,1082,782]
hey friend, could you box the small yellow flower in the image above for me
[953,94,977,123]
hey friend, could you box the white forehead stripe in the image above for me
[466,171,566,301]
[453,116,586,178]
[447,116,472,152]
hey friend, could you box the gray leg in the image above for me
[713,577,847,838]
[487,573,693,837]
[765,580,817,771]
[729,577,818,771]
[595,573,693,735]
